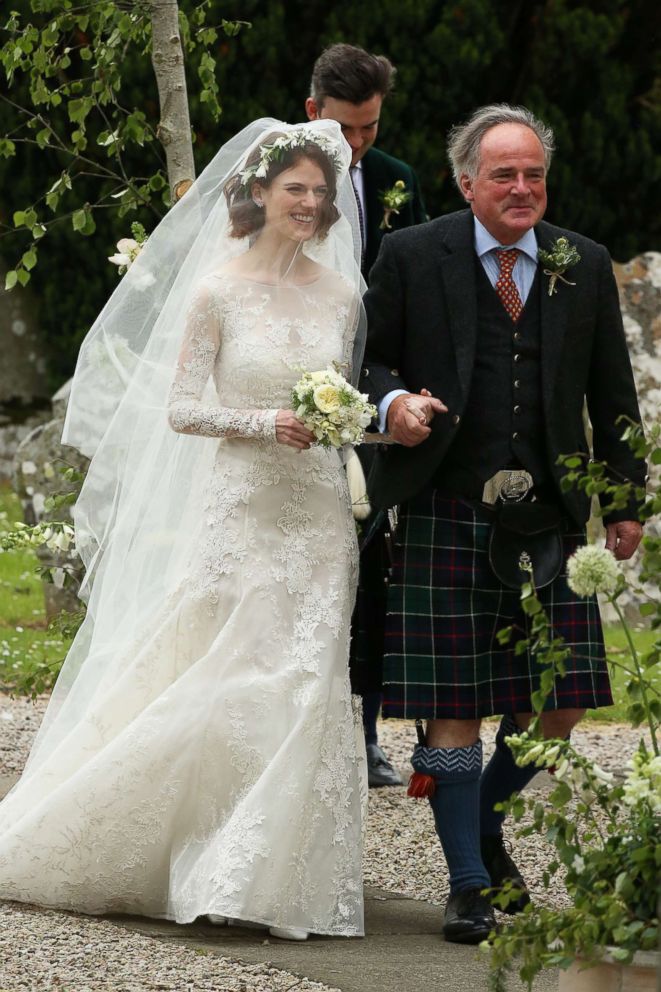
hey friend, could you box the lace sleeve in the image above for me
[167,281,278,440]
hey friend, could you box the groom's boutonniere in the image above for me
[379,180,412,230]
[537,236,581,296]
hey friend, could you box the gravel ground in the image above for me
[365,718,650,909]
[0,903,340,992]
[0,694,651,990]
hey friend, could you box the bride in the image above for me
[0,120,367,939]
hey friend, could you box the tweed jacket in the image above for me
[361,209,645,525]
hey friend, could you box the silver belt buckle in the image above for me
[482,469,533,505]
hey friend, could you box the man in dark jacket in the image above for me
[306,43,427,786]
[362,104,644,942]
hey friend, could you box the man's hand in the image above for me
[605,520,643,561]
[387,388,448,447]
[275,410,315,450]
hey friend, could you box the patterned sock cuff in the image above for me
[411,740,483,782]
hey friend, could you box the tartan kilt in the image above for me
[382,491,612,720]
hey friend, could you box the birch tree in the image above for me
[0,0,248,289]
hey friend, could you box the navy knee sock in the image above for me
[412,741,490,895]
[362,691,381,746]
[479,715,540,837]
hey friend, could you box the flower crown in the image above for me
[239,130,343,188]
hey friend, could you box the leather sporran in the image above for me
[488,502,564,590]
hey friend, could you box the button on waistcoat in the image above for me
[435,257,550,495]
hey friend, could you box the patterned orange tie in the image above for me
[495,248,523,322]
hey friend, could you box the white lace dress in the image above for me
[0,269,366,936]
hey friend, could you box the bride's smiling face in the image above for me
[256,157,329,243]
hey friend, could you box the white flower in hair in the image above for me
[240,127,343,189]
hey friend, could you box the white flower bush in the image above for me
[566,544,622,597]
[622,751,661,814]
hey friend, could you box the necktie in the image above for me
[350,166,365,255]
[495,248,523,322]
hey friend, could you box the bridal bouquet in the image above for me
[291,366,376,448]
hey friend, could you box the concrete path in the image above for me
[0,770,558,992]
[111,886,558,992]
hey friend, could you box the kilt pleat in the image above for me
[382,492,611,720]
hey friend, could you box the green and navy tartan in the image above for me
[382,491,611,720]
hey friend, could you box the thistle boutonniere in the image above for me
[379,180,412,230]
[537,236,581,296]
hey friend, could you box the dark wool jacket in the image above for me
[361,209,645,526]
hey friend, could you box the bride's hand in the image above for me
[276,410,315,450]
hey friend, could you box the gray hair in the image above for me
[447,104,555,190]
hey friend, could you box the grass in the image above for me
[0,484,72,693]
[594,625,660,723]
[0,485,657,717]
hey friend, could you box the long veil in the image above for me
[22,118,366,775]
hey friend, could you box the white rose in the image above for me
[313,384,341,414]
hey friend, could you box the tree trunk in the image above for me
[149,0,195,201]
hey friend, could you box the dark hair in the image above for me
[310,43,395,106]
[224,134,340,240]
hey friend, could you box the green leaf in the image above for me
[4,270,18,291]
[67,97,92,124]
[0,138,16,158]
[522,596,542,616]
[22,248,37,271]
[16,268,30,286]
[221,18,250,37]
[72,208,87,233]
[71,206,96,236]
[13,210,25,227]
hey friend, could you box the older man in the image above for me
[362,104,644,943]
[307,42,427,787]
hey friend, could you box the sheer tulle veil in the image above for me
[23,118,366,775]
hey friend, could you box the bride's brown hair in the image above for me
[224,134,340,240]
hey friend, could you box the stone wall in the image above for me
[609,252,661,622]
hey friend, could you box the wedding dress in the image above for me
[0,119,367,937]
[0,267,365,934]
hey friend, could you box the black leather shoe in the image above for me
[480,833,531,914]
[366,743,403,788]
[443,888,496,944]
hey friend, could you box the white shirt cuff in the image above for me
[378,389,408,433]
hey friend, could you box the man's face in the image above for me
[460,123,547,244]
[305,94,382,166]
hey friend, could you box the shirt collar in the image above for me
[350,160,363,173]
[473,216,538,264]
